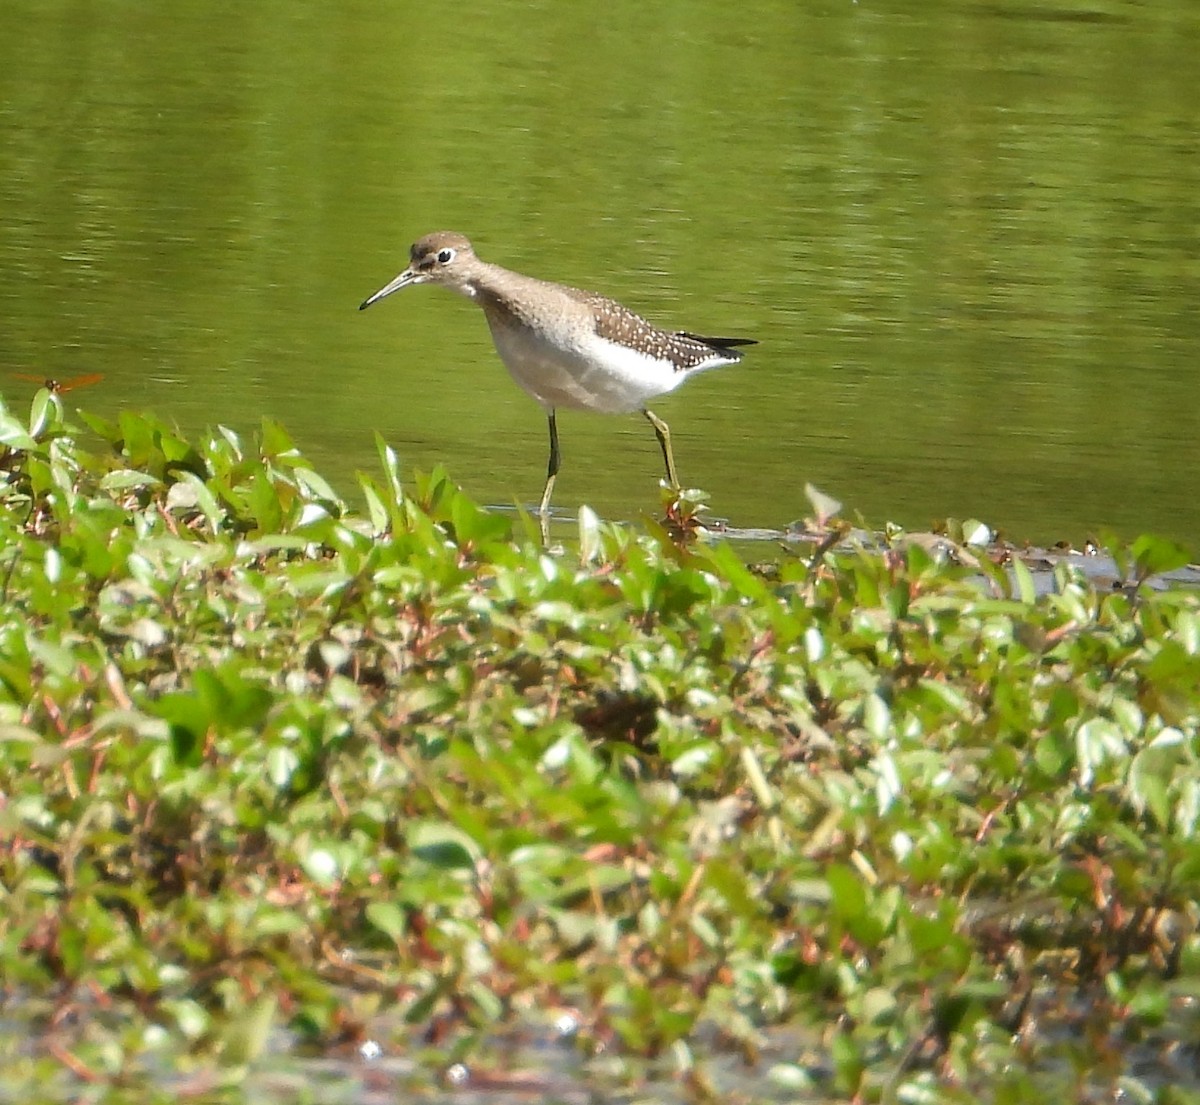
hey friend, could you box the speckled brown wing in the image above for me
[566,287,754,372]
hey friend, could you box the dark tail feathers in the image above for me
[678,333,758,354]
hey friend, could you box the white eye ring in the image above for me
[437,248,455,264]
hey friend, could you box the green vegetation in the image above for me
[1,389,1199,1104]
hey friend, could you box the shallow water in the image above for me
[1,1,1197,544]
[12,991,1193,1104]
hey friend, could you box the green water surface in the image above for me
[1,0,1197,545]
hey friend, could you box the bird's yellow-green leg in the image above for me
[538,409,561,516]
[643,408,678,489]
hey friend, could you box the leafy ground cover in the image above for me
[1,389,1199,1104]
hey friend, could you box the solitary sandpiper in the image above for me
[359,232,755,516]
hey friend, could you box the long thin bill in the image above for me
[359,269,419,310]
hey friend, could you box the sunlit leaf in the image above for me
[1131,533,1193,580]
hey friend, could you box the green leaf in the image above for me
[374,431,404,507]
[366,901,408,941]
[29,388,62,438]
[153,693,211,765]
[1129,728,1188,829]
[358,475,390,534]
[100,469,162,492]
[1011,555,1037,605]
[1131,534,1193,581]
[408,822,480,871]
[259,418,297,459]
[1034,731,1073,778]
[449,488,510,546]
[0,409,38,449]
[220,994,277,1066]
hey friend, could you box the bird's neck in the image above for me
[463,264,574,331]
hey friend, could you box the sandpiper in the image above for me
[359,232,755,516]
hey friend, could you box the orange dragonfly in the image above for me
[16,372,105,394]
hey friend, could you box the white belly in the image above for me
[487,320,685,414]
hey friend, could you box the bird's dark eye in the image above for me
[437,249,454,264]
